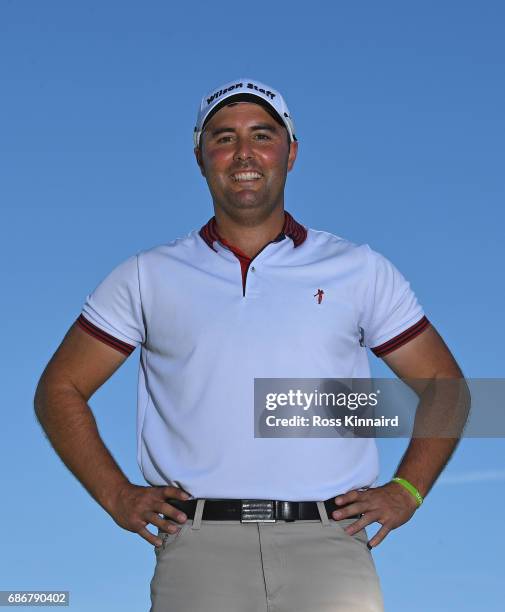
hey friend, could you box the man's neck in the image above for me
[213,208,286,259]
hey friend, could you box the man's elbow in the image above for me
[33,367,79,422]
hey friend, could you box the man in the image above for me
[35,78,464,611]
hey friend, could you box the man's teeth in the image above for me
[232,172,262,182]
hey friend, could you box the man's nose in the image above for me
[233,137,255,162]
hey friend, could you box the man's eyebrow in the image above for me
[208,127,234,137]
[208,124,279,137]
[250,124,279,133]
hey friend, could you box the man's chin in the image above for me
[216,194,281,224]
[228,193,266,210]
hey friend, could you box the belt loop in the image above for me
[317,501,330,526]
[191,499,205,530]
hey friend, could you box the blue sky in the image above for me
[1,1,504,610]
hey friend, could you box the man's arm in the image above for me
[332,324,468,547]
[34,322,189,547]
[381,324,466,501]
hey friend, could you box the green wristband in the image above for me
[391,477,423,507]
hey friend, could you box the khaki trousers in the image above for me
[150,501,384,612]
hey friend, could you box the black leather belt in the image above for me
[166,498,360,522]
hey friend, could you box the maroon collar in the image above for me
[199,211,307,252]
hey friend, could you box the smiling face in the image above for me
[195,102,298,224]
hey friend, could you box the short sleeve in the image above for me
[76,254,145,356]
[362,246,429,357]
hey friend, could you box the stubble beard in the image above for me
[211,171,288,228]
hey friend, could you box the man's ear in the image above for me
[287,140,298,173]
[194,146,206,177]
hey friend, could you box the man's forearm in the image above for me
[393,437,459,498]
[393,377,469,498]
[34,382,130,514]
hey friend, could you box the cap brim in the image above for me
[201,92,285,131]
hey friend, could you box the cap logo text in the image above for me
[206,82,277,107]
[247,82,276,100]
[207,83,243,106]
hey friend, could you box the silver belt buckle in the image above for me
[240,500,276,523]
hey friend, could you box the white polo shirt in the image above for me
[78,212,428,501]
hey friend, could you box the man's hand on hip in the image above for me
[108,483,190,547]
[332,482,419,548]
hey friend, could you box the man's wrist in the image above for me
[99,478,132,516]
[390,476,424,508]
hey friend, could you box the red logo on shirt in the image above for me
[314,289,324,304]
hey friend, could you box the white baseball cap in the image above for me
[193,78,297,148]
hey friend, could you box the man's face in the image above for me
[195,102,298,222]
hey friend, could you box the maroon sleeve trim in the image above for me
[76,315,136,356]
[371,316,430,357]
